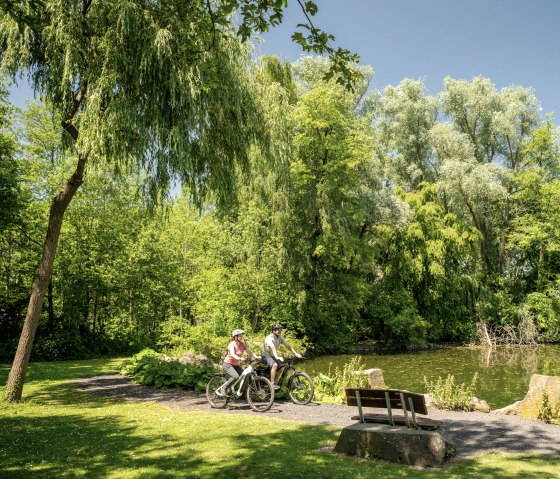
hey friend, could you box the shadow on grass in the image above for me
[0,412,204,479]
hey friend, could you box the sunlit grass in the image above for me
[1,359,559,478]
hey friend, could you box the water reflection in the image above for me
[301,344,560,409]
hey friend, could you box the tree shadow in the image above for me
[0,412,205,479]
[441,416,560,457]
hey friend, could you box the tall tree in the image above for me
[0,2,236,401]
[0,0,357,402]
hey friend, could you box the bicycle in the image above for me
[257,357,314,405]
[206,359,275,412]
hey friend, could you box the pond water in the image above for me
[301,344,560,409]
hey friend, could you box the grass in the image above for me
[0,359,559,478]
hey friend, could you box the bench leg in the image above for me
[384,391,394,426]
[399,392,411,428]
[356,390,364,423]
[408,397,420,429]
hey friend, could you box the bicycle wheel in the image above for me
[288,371,314,405]
[246,375,274,412]
[206,374,229,408]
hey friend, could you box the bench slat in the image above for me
[345,388,428,415]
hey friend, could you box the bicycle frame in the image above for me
[275,361,296,388]
[227,364,255,397]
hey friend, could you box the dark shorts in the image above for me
[261,355,282,368]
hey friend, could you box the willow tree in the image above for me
[0,1,266,402]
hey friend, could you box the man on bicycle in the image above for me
[261,324,302,390]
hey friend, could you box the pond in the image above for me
[301,344,560,409]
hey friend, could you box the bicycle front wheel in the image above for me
[288,372,314,405]
[246,375,274,412]
[206,374,229,408]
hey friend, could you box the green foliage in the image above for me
[537,391,560,425]
[313,356,370,403]
[424,373,479,411]
[0,83,21,231]
[120,348,215,391]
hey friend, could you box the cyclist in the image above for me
[216,329,260,397]
[261,324,302,390]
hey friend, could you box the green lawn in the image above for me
[1,359,559,479]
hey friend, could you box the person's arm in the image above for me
[284,339,303,359]
[246,347,260,360]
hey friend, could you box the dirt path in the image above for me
[74,374,560,459]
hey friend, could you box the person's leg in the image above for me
[263,356,280,386]
[220,362,241,393]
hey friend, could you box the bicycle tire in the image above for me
[206,374,229,408]
[288,371,314,405]
[246,375,275,412]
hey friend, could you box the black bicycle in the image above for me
[206,359,275,412]
[257,357,314,405]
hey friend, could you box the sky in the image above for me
[8,0,560,118]
[255,0,560,118]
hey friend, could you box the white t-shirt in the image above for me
[262,333,287,357]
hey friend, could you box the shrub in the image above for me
[313,356,370,404]
[424,373,478,411]
[538,391,560,424]
[120,348,216,391]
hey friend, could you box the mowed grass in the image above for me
[1,359,559,479]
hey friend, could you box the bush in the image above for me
[424,373,478,411]
[538,391,560,424]
[313,356,370,404]
[120,348,216,391]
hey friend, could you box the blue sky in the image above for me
[256,0,560,118]
[9,0,560,118]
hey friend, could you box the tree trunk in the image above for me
[4,154,88,402]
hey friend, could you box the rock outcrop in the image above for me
[495,374,560,420]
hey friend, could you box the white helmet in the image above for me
[232,329,245,337]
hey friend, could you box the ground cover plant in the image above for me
[120,348,215,391]
[2,359,560,479]
[424,373,479,411]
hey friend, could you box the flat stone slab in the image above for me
[334,422,454,467]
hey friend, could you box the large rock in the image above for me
[362,368,386,388]
[495,374,560,419]
[470,397,491,413]
[334,422,454,467]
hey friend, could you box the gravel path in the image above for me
[74,374,560,459]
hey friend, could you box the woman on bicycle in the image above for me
[216,329,260,396]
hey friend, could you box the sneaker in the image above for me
[273,384,281,391]
[215,387,226,397]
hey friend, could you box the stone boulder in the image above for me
[363,368,386,388]
[470,397,491,413]
[334,422,455,467]
[494,374,560,420]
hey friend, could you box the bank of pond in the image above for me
[301,344,560,409]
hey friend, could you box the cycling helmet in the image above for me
[232,328,245,337]
[271,324,283,331]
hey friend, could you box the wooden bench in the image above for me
[344,388,441,430]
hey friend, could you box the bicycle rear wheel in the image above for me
[206,374,229,408]
[246,375,274,412]
[288,372,314,405]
